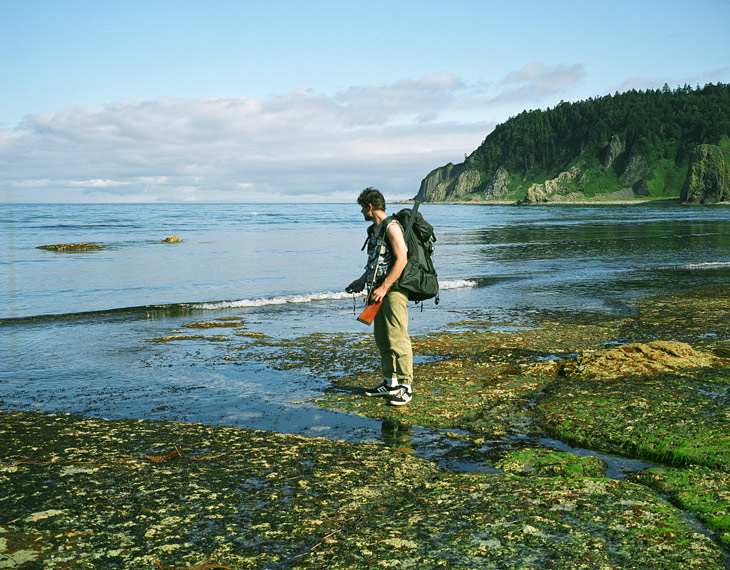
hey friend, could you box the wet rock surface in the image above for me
[2,284,729,568]
[36,243,104,251]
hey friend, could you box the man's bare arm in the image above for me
[370,222,407,303]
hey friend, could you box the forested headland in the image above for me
[417,83,730,204]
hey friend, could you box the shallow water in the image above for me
[2,203,730,474]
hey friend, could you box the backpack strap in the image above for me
[362,218,402,251]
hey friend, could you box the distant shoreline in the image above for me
[397,198,730,206]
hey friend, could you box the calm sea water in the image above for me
[2,202,730,457]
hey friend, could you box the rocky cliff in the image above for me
[680,144,730,204]
[415,163,482,202]
[413,83,730,204]
[418,134,729,205]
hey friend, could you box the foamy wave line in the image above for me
[191,292,354,310]
[191,280,477,310]
[439,279,478,290]
[650,261,730,271]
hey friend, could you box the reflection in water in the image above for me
[380,420,414,450]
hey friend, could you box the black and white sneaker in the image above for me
[389,384,412,406]
[365,380,400,397]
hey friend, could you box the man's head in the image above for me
[357,187,386,212]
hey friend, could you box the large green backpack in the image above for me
[388,207,439,302]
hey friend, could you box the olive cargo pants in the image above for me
[373,290,413,384]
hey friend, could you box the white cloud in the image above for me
[502,63,586,89]
[335,72,467,126]
[68,178,130,188]
[485,63,587,107]
[139,176,169,184]
[0,68,587,203]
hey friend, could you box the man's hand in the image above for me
[346,276,366,294]
[370,283,389,304]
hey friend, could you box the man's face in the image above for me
[361,203,374,221]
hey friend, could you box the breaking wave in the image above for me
[645,261,730,271]
[191,279,478,310]
[1,280,479,325]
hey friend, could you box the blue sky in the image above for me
[2,0,729,203]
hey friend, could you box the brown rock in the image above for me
[563,340,718,379]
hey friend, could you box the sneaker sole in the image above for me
[388,397,412,406]
[365,389,400,397]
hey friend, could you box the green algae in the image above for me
[0,410,438,569]
[182,321,246,329]
[146,319,249,343]
[146,335,232,343]
[495,447,607,478]
[295,473,724,569]
[307,286,730,564]
[536,369,730,470]
[322,358,557,439]
[631,467,730,550]
[1,411,726,569]
[230,331,378,380]
[620,285,730,349]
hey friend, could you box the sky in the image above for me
[1,0,729,203]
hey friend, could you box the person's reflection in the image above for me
[380,419,413,449]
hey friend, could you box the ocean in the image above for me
[2,202,730,464]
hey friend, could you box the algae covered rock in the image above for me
[162,235,181,243]
[630,466,730,550]
[36,243,104,251]
[496,447,607,478]
[564,340,718,379]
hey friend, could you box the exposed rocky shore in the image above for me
[1,285,729,569]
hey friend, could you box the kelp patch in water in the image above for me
[36,243,104,251]
[145,318,251,344]
[230,331,379,380]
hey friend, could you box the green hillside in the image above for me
[417,83,730,204]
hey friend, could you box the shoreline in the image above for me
[398,198,730,206]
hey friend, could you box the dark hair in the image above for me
[357,187,386,211]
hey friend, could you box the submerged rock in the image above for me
[36,243,104,251]
[162,235,181,243]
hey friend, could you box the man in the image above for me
[347,188,413,406]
